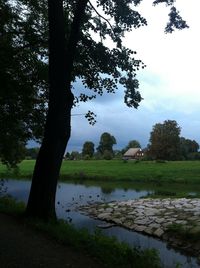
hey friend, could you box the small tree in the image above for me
[82,141,95,158]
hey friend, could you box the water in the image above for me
[2,179,199,268]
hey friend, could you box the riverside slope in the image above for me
[80,198,200,261]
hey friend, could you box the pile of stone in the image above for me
[79,198,200,258]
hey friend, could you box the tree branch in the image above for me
[88,0,115,38]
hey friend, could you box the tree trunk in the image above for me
[26,0,88,220]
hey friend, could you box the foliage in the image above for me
[35,222,161,268]
[70,151,81,160]
[25,147,40,160]
[0,0,188,167]
[113,150,123,159]
[103,149,113,160]
[148,120,181,160]
[82,141,95,158]
[167,223,200,242]
[97,132,117,155]
[180,137,199,160]
[0,0,48,167]
[0,196,25,215]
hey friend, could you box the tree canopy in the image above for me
[0,0,188,167]
[180,137,199,160]
[148,120,181,160]
[82,141,95,158]
[97,132,117,155]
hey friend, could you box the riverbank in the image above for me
[0,213,102,268]
[0,197,161,268]
[79,198,200,262]
[1,160,200,184]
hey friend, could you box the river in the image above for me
[2,179,199,268]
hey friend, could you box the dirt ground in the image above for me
[0,213,103,268]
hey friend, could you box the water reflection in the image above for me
[3,179,199,268]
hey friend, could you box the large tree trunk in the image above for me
[26,0,88,220]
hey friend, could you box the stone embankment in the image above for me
[79,198,200,259]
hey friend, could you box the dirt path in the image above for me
[0,213,102,268]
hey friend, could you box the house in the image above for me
[123,148,144,160]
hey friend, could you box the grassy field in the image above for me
[1,159,200,184]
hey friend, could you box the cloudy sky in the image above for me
[67,0,200,152]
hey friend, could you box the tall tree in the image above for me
[0,0,188,220]
[82,141,95,158]
[148,120,181,160]
[97,132,117,155]
[26,0,89,219]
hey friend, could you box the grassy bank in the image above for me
[0,197,161,268]
[1,159,200,184]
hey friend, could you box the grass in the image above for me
[1,159,200,184]
[1,159,200,199]
[0,196,161,268]
[167,223,200,242]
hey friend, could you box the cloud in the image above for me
[67,0,200,152]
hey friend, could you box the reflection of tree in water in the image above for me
[101,187,115,194]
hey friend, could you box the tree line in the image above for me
[25,120,200,161]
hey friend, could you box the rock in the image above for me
[154,228,164,237]
[155,218,165,224]
[144,227,154,235]
[134,225,146,232]
[98,213,111,220]
[97,223,116,229]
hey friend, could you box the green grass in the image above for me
[1,159,200,184]
[0,197,161,268]
[167,223,200,242]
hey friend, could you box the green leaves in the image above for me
[165,7,189,33]
[148,120,181,160]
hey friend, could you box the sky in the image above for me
[40,0,200,153]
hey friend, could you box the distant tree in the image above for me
[93,152,102,160]
[97,132,116,155]
[82,141,95,158]
[25,148,40,160]
[148,120,181,160]
[70,151,81,160]
[65,152,71,159]
[114,150,123,159]
[122,140,141,154]
[103,150,113,160]
[180,137,199,160]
